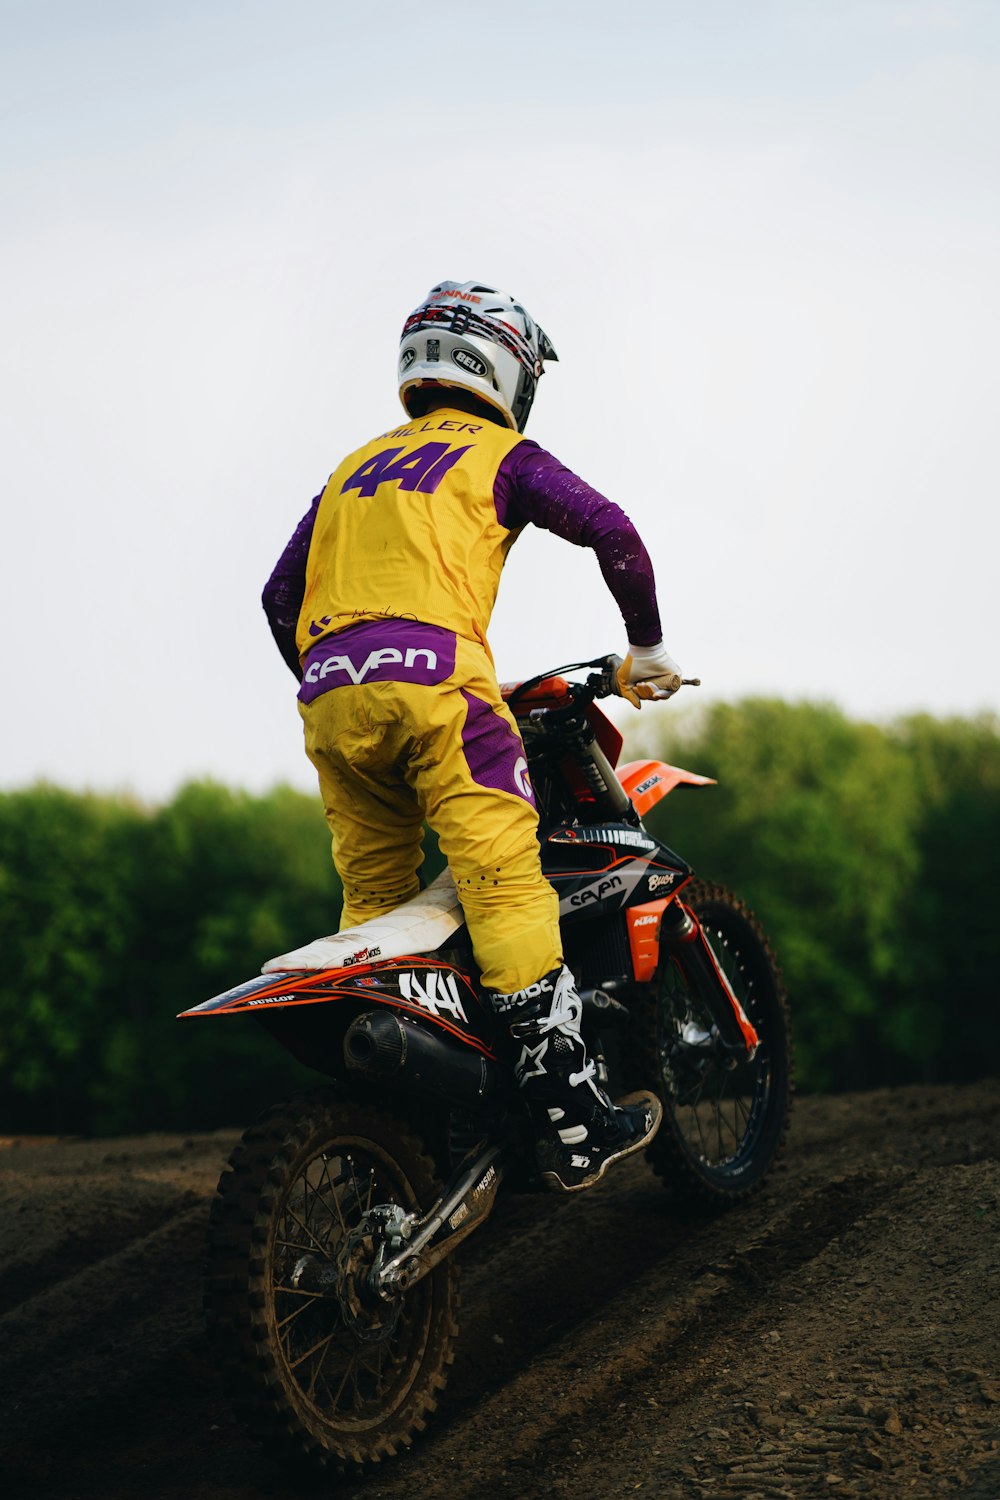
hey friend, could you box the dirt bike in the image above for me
[181,653,792,1473]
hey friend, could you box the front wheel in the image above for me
[204,1089,459,1471]
[634,882,793,1208]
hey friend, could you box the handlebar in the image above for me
[586,656,701,700]
[507,654,701,710]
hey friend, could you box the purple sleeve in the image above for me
[494,442,662,647]
[261,493,322,679]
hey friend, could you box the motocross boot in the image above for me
[490,965,662,1193]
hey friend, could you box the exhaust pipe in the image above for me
[344,1010,500,1104]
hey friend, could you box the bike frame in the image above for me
[179,656,760,1294]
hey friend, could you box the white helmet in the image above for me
[398,280,558,432]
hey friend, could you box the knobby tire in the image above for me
[204,1089,459,1471]
[630,881,794,1208]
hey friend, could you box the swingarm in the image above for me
[292,1140,506,1310]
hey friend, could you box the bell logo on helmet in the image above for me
[399,280,556,434]
[399,347,416,371]
[452,348,489,378]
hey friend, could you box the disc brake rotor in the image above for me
[334,1205,410,1344]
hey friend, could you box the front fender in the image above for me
[617,759,716,816]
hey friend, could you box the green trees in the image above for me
[632,700,1000,1090]
[0,702,996,1134]
[887,714,1000,1084]
[0,786,143,1131]
[0,782,341,1135]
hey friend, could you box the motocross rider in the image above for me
[262,280,684,1193]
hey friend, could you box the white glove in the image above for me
[616,641,684,708]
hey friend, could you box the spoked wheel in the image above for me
[639,881,793,1208]
[205,1090,458,1471]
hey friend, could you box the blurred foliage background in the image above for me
[1,701,997,1135]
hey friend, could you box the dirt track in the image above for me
[1,1081,998,1500]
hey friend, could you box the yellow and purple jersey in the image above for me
[263,406,662,681]
[298,410,525,661]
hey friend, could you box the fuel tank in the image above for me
[539,823,692,920]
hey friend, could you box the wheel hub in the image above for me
[334,1205,410,1344]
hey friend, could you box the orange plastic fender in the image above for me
[617,759,716,816]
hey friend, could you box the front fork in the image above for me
[659,899,759,1057]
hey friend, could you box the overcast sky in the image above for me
[3,0,998,799]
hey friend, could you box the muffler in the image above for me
[344,1009,500,1104]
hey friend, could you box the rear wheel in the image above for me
[635,882,793,1208]
[205,1089,459,1471]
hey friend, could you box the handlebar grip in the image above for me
[587,657,700,700]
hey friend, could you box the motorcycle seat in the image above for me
[260,868,465,974]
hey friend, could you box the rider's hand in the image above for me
[616,641,684,707]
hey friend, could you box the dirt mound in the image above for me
[2,1083,997,1499]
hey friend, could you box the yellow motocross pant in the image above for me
[297,621,561,994]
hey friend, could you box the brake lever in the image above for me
[583,654,623,699]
